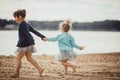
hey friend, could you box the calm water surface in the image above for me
[0,30,120,55]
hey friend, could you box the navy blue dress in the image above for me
[17,21,45,47]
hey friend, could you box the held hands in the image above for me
[80,46,85,50]
[42,38,46,42]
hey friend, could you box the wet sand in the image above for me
[0,52,120,80]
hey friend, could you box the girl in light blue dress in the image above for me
[43,19,85,75]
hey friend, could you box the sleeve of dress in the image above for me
[46,35,59,42]
[70,36,80,49]
[29,24,46,39]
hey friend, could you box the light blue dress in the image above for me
[46,32,80,61]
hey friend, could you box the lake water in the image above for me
[0,30,120,56]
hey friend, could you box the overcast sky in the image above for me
[0,0,120,22]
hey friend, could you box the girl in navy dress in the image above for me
[10,9,45,78]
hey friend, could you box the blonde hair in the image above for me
[59,19,72,32]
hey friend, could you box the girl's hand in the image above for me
[42,38,46,41]
[80,46,85,50]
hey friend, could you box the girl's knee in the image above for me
[26,56,34,62]
[26,57,31,62]
[16,52,25,60]
[25,53,32,61]
[16,56,23,60]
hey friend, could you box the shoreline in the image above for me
[0,52,120,80]
[0,51,120,56]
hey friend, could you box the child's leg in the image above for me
[65,62,76,73]
[25,51,43,77]
[10,52,25,78]
[61,59,76,74]
[61,59,69,74]
[64,65,68,74]
[61,61,68,74]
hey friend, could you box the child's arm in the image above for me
[46,36,58,42]
[43,35,59,42]
[71,36,85,50]
[29,24,46,39]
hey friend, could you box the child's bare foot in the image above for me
[72,65,76,73]
[39,69,44,77]
[10,73,19,78]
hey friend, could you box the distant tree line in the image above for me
[28,20,120,31]
[0,19,17,29]
[72,20,120,31]
[0,18,120,31]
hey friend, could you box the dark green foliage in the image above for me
[0,19,120,31]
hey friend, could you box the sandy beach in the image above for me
[0,52,120,80]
